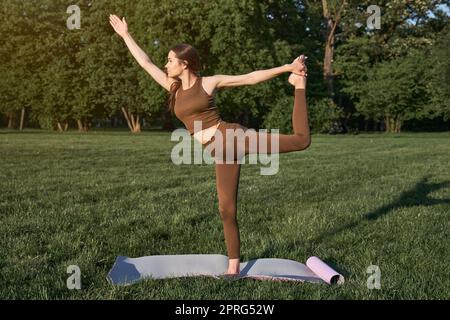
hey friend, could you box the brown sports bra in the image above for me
[174,77,222,135]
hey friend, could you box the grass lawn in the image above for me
[1,129,449,299]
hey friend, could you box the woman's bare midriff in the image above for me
[193,121,222,144]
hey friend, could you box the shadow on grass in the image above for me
[254,175,450,277]
[311,175,450,244]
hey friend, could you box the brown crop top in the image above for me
[174,77,222,135]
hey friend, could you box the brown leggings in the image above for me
[203,89,310,259]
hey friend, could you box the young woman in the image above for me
[110,14,310,276]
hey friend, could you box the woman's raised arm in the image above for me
[109,14,175,91]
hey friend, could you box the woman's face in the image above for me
[165,51,186,77]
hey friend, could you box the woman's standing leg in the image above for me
[205,74,309,275]
[215,161,242,274]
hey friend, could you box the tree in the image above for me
[334,0,450,132]
[426,26,450,121]
[1,0,45,130]
[320,0,348,98]
[349,52,429,132]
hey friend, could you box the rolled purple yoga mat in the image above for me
[306,256,344,285]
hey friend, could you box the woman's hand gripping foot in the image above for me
[289,54,307,89]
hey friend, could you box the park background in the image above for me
[1,0,449,133]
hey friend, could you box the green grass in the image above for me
[1,129,449,299]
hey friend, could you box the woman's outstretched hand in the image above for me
[289,55,308,77]
[109,14,128,38]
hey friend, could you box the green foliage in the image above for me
[425,27,450,121]
[133,0,298,123]
[308,97,344,134]
[0,0,45,123]
[262,95,294,134]
[263,95,343,134]
[1,0,449,132]
[335,0,450,132]
[343,52,427,118]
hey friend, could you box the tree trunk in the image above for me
[77,120,84,132]
[121,107,133,131]
[322,0,346,99]
[121,107,141,133]
[395,119,402,133]
[130,113,140,132]
[324,30,335,98]
[384,116,390,133]
[7,111,15,129]
[57,121,69,132]
[77,119,89,132]
[19,108,25,131]
[385,116,401,133]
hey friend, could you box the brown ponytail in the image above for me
[168,80,181,114]
[166,43,202,114]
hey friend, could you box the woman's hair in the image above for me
[167,43,201,114]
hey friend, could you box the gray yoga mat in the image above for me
[107,254,344,285]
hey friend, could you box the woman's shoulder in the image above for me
[201,76,218,97]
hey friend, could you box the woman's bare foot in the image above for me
[289,73,307,89]
[289,54,307,89]
[224,258,240,275]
